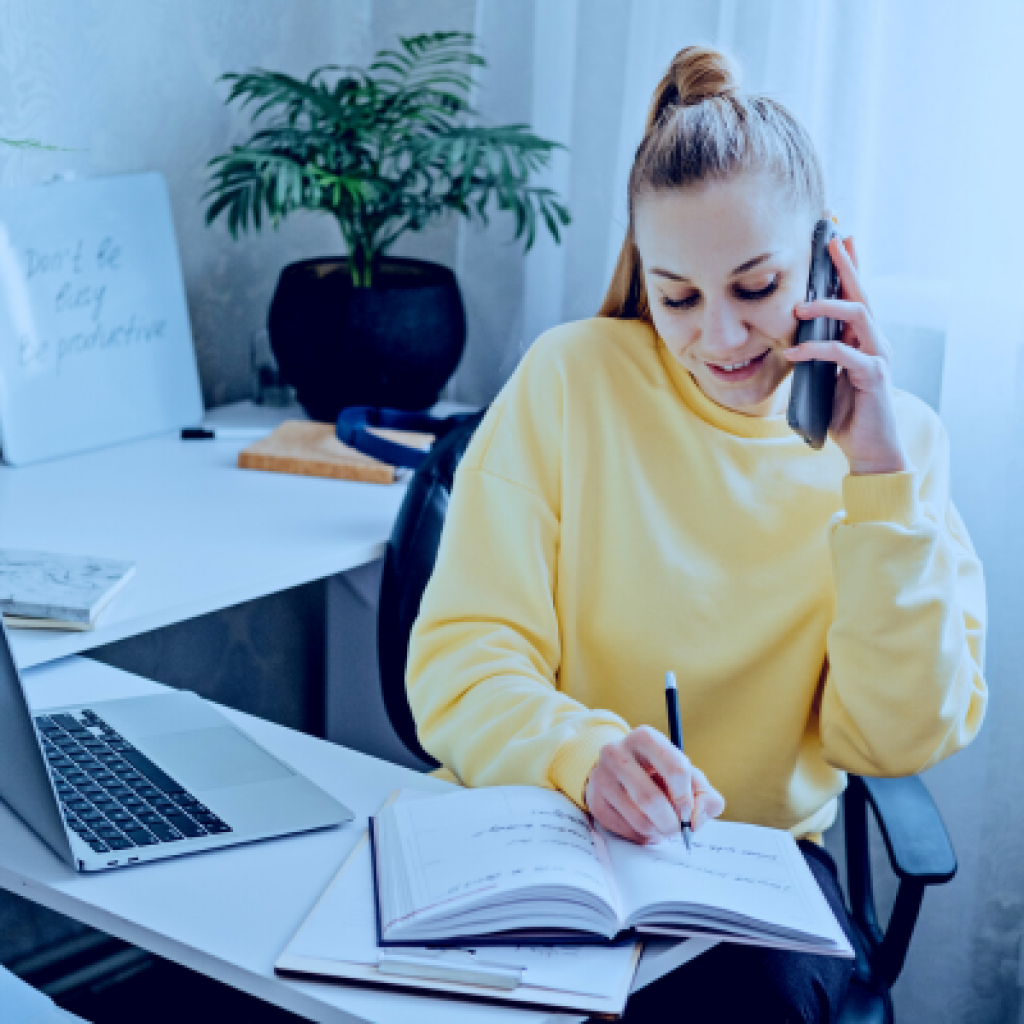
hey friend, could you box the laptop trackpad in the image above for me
[142,728,294,791]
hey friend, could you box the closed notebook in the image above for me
[371,786,854,958]
[0,549,136,630]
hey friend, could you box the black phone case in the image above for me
[787,218,842,450]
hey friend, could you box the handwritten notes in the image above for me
[14,234,171,376]
[644,831,792,892]
[0,172,201,465]
[394,787,610,910]
[601,819,828,940]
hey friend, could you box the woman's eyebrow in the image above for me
[650,252,776,283]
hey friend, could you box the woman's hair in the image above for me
[598,46,826,321]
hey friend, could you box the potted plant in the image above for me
[204,31,571,421]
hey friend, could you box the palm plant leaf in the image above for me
[204,30,570,286]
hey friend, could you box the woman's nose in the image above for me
[701,301,748,354]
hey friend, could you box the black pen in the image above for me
[180,427,272,441]
[665,670,692,852]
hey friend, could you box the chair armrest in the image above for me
[857,775,956,884]
[843,774,957,988]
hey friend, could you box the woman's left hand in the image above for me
[784,235,909,476]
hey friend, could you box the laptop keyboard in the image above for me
[34,709,233,856]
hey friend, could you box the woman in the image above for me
[406,45,987,1021]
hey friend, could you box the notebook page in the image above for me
[286,829,637,999]
[602,819,846,945]
[390,786,618,920]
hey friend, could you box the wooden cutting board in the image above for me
[238,421,432,485]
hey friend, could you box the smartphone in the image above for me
[787,216,842,450]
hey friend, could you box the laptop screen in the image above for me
[0,619,75,865]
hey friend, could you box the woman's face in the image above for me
[633,172,816,417]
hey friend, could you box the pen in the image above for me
[180,427,273,441]
[664,670,692,852]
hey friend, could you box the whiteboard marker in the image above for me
[180,427,273,441]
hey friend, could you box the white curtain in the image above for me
[457,2,1024,1020]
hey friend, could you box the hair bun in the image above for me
[645,46,741,131]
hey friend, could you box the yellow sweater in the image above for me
[406,318,987,838]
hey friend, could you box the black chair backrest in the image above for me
[377,410,487,766]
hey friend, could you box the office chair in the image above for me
[377,411,957,1024]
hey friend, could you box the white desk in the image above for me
[1,406,406,670]
[1,656,578,1024]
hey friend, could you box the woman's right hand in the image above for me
[584,726,725,844]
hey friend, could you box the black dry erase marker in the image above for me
[664,671,691,852]
[180,427,272,441]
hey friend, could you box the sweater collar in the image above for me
[655,329,794,440]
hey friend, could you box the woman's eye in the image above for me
[660,274,781,311]
[735,275,781,300]
[661,293,700,310]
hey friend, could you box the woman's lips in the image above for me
[706,348,770,381]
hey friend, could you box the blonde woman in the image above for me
[407,45,987,1021]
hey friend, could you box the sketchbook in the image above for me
[275,790,717,1017]
[371,786,854,958]
[0,549,136,630]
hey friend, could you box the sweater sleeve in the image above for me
[405,343,630,809]
[820,410,988,776]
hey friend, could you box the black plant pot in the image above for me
[268,257,466,423]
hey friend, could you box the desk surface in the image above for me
[2,402,406,669]
[1,657,575,1024]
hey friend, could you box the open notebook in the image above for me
[276,789,718,1017]
[371,786,853,958]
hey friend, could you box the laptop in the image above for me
[0,620,354,871]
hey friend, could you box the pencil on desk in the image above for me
[664,670,692,851]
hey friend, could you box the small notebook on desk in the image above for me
[370,785,853,958]
[0,549,136,631]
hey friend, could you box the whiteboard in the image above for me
[0,172,202,465]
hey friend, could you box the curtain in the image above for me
[456,2,1024,1020]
